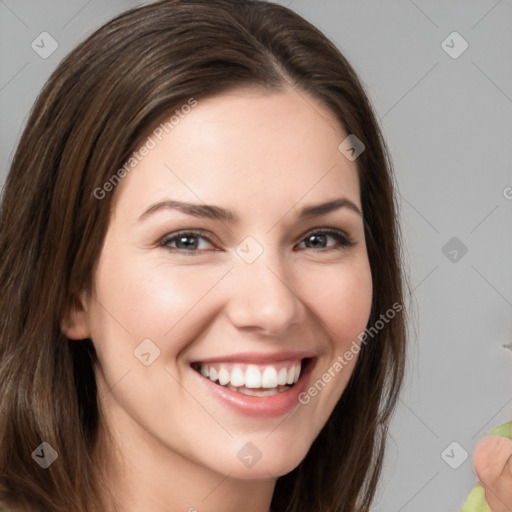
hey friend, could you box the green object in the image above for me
[488,421,512,439]
[460,421,512,512]
[461,482,492,512]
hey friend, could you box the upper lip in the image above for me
[190,350,317,365]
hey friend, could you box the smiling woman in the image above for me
[0,1,406,512]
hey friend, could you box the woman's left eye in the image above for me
[160,228,354,255]
[296,229,354,251]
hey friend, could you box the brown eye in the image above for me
[160,230,216,254]
[298,229,354,251]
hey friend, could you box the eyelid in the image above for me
[300,226,352,241]
[159,229,218,249]
[297,227,354,249]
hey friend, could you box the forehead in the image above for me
[111,86,361,221]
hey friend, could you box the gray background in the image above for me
[1,1,511,511]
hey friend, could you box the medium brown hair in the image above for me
[0,1,406,510]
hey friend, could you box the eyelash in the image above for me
[159,228,355,255]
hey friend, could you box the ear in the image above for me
[61,289,91,340]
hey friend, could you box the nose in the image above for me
[224,249,305,336]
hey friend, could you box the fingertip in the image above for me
[474,436,512,483]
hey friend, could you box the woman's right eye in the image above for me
[160,230,216,255]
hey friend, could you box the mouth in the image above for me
[190,357,315,398]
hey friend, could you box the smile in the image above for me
[191,358,313,398]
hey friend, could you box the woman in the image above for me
[0,1,406,511]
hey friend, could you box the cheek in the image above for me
[302,261,373,350]
[295,261,372,424]
[89,246,229,351]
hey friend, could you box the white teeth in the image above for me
[218,366,230,386]
[293,363,301,383]
[245,365,261,388]
[209,367,218,383]
[196,360,303,391]
[261,366,278,388]
[277,367,288,386]
[230,366,245,387]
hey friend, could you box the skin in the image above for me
[474,436,512,512]
[62,85,373,512]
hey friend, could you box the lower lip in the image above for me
[191,358,317,418]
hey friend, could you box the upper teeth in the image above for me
[197,361,302,389]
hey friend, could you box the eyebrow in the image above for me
[138,197,362,223]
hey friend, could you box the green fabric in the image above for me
[461,421,512,512]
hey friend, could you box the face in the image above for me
[66,86,372,481]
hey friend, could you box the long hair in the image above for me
[0,1,406,510]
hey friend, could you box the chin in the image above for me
[216,444,310,481]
